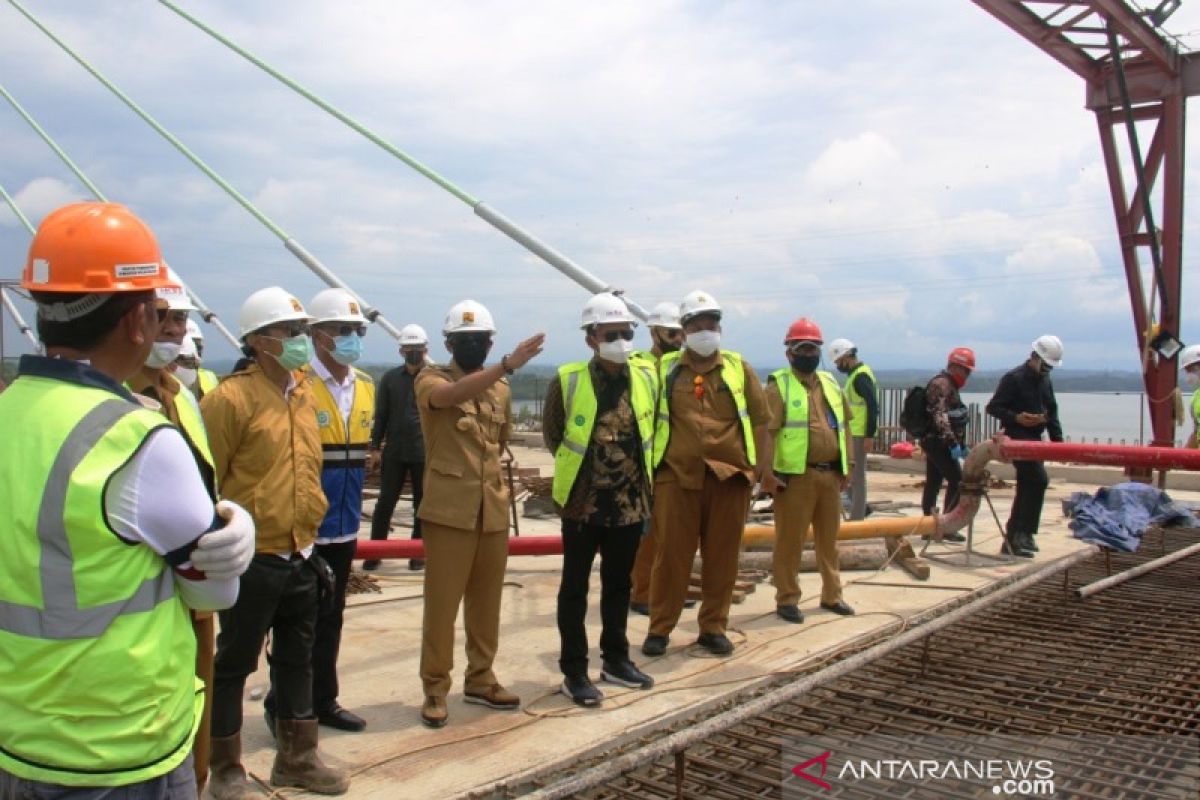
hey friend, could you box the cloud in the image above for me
[0,177,82,229]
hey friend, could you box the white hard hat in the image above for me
[186,318,203,341]
[647,301,682,330]
[309,287,368,326]
[679,290,722,324]
[238,286,313,338]
[156,267,197,312]
[178,336,198,359]
[580,293,638,329]
[1180,344,1200,370]
[443,299,496,335]
[1032,334,1064,368]
[828,337,856,362]
[399,323,429,346]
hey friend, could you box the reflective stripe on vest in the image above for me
[769,369,849,475]
[309,369,376,468]
[197,368,219,395]
[552,360,658,505]
[652,350,755,469]
[845,363,876,437]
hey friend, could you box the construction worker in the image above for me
[920,346,974,543]
[644,290,771,657]
[761,319,855,623]
[174,334,202,397]
[544,293,657,707]
[630,301,683,615]
[986,335,1064,559]
[415,299,544,728]
[201,287,349,797]
[366,323,430,571]
[1181,344,1200,448]
[0,202,254,797]
[188,317,221,396]
[828,337,878,520]
[263,289,374,734]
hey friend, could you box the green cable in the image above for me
[0,82,106,202]
[0,180,35,234]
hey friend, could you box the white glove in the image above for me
[190,500,256,580]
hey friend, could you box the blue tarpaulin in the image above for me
[1062,482,1198,552]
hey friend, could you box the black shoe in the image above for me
[1023,533,1039,552]
[820,601,856,616]
[264,704,277,739]
[641,634,669,656]
[561,674,604,707]
[1000,535,1035,559]
[317,704,366,732]
[601,659,654,689]
[629,601,649,616]
[776,604,804,624]
[362,559,381,571]
[683,599,698,609]
[923,532,966,543]
[409,559,425,571]
[696,632,734,656]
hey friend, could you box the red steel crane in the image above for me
[972,0,1198,447]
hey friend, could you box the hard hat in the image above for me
[580,293,638,329]
[309,287,368,326]
[679,290,721,324]
[1180,344,1200,370]
[178,336,198,359]
[238,287,313,338]
[186,318,204,341]
[1031,334,1063,368]
[784,317,824,344]
[948,346,976,370]
[647,301,682,330]
[155,267,197,312]
[399,323,429,346]
[443,299,496,335]
[23,202,172,313]
[828,337,855,361]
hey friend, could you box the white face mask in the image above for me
[598,338,633,364]
[1184,371,1200,389]
[685,330,721,357]
[174,366,198,388]
[145,341,183,369]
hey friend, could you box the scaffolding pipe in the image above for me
[0,80,240,350]
[1074,540,1200,599]
[7,0,402,340]
[0,288,38,349]
[157,0,650,321]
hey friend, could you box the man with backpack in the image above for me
[916,348,975,541]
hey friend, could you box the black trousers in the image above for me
[556,519,642,677]
[370,458,424,541]
[922,438,962,516]
[213,554,317,737]
[1007,460,1049,537]
[312,539,357,712]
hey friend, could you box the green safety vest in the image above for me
[170,373,216,477]
[844,362,877,438]
[769,368,850,475]
[197,367,219,396]
[1192,391,1200,429]
[652,350,755,469]
[0,376,202,786]
[552,358,658,505]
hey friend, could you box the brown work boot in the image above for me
[464,683,520,710]
[421,696,449,728]
[271,719,349,795]
[208,733,253,800]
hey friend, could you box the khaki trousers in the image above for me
[773,469,844,606]
[629,515,658,606]
[420,519,509,698]
[648,472,751,637]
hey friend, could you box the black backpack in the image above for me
[900,385,932,440]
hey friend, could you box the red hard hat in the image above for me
[948,346,976,370]
[784,317,823,344]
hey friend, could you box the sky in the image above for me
[2,0,1199,371]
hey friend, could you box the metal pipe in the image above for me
[742,514,936,549]
[996,436,1200,470]
[7,0,402,340]
[157,0,650,321]
[0,288,38,349]
[354,535,564,560]
[1074,540,1200,599]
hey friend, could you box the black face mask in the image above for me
[835,361,852,374]
[1039,362,1053,376]
[789,354,820,373]
[404,350,424,366]
[654,331,681,354]
[451,336,490,372]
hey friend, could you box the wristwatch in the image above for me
[501,355,515,375]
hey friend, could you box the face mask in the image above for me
[654,331,681,354]
[1038,362,1053,376]
[269,334,312,371]
[452,336,490,372]
[685,330,720,357]
[145,341,182,369]
[949,370,968,389]
[598,338,633,364]
[789,354,820,373]
[174,366,197,388]
[1185,371,1200,389]
[330,334,362,366]
[835,361,852,374]
[404,350,425,366]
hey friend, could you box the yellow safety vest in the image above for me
[845,362,877,438]
[769,368,849,475]
[551,359,658,505]
[652,350,755,469]
[0,376,201,786]
[169,374,216,479]
[308,367,376,461]
[197,368,219,396]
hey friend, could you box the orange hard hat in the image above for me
[948,346,976,370]
[784,317,823,344]
[22,202,171,294]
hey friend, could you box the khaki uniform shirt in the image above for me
[658,352,771,490]
[128,367,182,426]
[200,364,327,554]
[766,369,854,470]
[415,364,513,532]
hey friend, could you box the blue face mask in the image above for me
[331,334,362,365]
[271,334,312,371]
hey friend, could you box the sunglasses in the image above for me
[268,323,310,338]
[321,324,367,337]
[601,329,635,343]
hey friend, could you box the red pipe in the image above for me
[354,535,564,560]
[995,438,1200,471]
